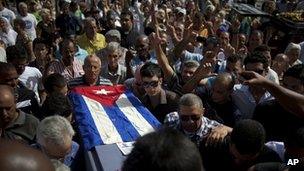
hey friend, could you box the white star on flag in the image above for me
[93,89,113,95]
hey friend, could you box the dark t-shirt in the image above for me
[200,137,282,171]
[253,99,304,141]
[142,90,180,123]
[2,110,39,144]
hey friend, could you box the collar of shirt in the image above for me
[6,110,26,128]
[143,89,168,105]
[105,64,123,76]
[236,84,274,103]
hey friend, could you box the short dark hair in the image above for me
[254,44,271,53]
[59,39,75,53]
[43,73,67,93]
[33,38,48,49]
[140,62,163,78]
[250,30,264,40]
[6,45,28,62]
[41,91,73,118]
[283,64,304,83]
[120,9,133,21]
[13,18,26,30]
[230,120,266,155]
[227,54,244,64]
[244,52,269,69]
[122,128,204,171]
[0,62,16,75]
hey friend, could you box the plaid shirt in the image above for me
[164,112,221,146]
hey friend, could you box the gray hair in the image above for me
[105,42,121,55]
[179,93,204,110]
[18,2,27,8]
[285,42,301,54]
[182,60,200,69]
[84,17,96,26]
[105,29,121,42]
[37,116,75,147]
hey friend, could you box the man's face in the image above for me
[226,60,243,75]
[238,34,246,46]
[61,42,76,65]
[262,51,272,66]
[107,51,119,69]
[135,38,149,58]
[34,43,48,60]
[85,21,97,37]
[0,91,17,129]
[181,66,197,83]
[245,62,266,77]
[53,85,68,96]
[0,69,19,88]
[283,76,304,94]
[271,54,289,73]
[11,58,27,75]
[249,33,263,50]
[287,49,300,62]
[179,105,203,133]
[43,136,72,162]
[229,143,257,166]
[121,15,132,32]
[142,76,162,97]
[83,58,101,82]
[211,80,231,104]
[107,15,116,28]
[219,32,229,47]
[19,4,28,16]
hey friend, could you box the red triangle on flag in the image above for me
[72,85,126,106]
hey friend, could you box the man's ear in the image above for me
[159,78,163,84]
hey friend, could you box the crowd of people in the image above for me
[0,0,304,170]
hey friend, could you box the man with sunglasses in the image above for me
[140,62,180,123]
[232,52,274,119]
[164,93,232,147]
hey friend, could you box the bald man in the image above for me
[200,73,241,127]
[0,140,54,171]
[68,54,113,89]
[0,85,39,144]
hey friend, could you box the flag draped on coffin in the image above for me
[69,85,161,150]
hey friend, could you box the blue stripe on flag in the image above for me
[69,93,103,150]
[125,91,161,129]
[102,104,141,142]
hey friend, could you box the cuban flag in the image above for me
[69,85,161,150]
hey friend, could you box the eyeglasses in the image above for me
[180,115,201,122]
[142,80,159,88]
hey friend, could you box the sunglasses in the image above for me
[180,115,201,122]
[142,80,159,88]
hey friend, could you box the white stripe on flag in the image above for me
[116,94,155,136]
[82,96,123,144]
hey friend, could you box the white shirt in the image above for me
[19,13,37,41]
[0,47,6,62]
[266,67,279,84]
[0,28,17,46]
[0,7,16,24]
[19,66,42,103]
[232,84,274,119]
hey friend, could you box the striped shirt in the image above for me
[164,112,221,146]
[68,75,113,89]
[46,59,84,82]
